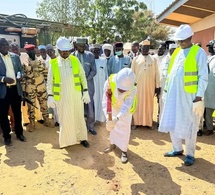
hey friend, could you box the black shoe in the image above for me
[37,119,44,124]
[81,140,90,148]
[17,135,27,142]
[23,123,30,126]
[4,139,12,146]
[55,122,59,127]
[89,129,97,135]
[197,129,203,136]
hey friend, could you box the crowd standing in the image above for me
[0,24,214,165]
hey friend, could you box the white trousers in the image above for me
[170,128,198,157]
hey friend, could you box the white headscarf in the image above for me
[102,44,114,58]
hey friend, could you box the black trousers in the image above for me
[0,85,23,140]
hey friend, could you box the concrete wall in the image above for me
[192,26,215,53]
[190,13,215,53]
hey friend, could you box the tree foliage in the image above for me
[36,0,171,46]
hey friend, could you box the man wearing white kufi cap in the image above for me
[131,39,160,130]
[159,24,208,166]
[102,68,137,163]
[47,37,91,148]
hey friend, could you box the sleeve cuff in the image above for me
[1,76,5,83]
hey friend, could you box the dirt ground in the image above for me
[1,101,215,195]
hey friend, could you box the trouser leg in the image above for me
[84,95,95,130]
[170,131,183,152]
[0,91,11,140]
[27,85,36,120]
[36,83,49,119]
[10,88,23,137]
[205,107,214,131]
[185,115,199,157]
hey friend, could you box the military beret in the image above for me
[24,44,35,50]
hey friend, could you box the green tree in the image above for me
[131,10,173,48]
[36,0,171,45]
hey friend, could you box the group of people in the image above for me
[0,24,213,165]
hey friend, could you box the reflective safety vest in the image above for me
[109,74,137,114]
[50,55,82,101]
[167,45,200,94]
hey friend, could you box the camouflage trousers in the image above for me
[26,81,49,120]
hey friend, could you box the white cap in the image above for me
[169,43,177,49]
[56,37,72,51]
[116,68,136,91]
[174,24,194,40]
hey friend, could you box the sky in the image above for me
[0,0,175,19]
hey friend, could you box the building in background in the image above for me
[157,0,215,52]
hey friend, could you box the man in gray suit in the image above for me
[0,38,26,145]
[73,38,97,135]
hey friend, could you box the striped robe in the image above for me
[47,56,88,148]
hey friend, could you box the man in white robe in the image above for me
[159,25,208,166]
[101,44,114,61]
[154,42,167,125]
[159,43,177,123]
[47,37,91,148]
[91,44,108,122]
[102,68,137,163]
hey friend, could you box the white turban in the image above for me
[102,44,113,58]
[116,68,136,91]
[56,37,72,51]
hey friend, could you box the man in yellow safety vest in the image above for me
[47,37,91,149]
[158,24,208,166]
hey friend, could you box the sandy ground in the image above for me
[1,101,215,195]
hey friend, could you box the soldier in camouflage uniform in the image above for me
[22,44,54,131]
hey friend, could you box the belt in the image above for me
[7,85,16,88]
